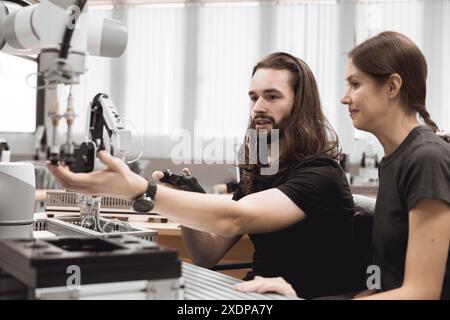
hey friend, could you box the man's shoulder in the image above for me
[288,153,340,173]
[283,153,345,188]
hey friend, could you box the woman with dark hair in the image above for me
[235,31,450,299]
[48,52,364,299]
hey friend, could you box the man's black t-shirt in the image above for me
[373,126,450,299]
[233,153,362,299]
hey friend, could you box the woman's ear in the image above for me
[387,73,402,98]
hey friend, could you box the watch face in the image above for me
[133,198,154,213]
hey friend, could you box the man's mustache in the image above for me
[252,114,276,128]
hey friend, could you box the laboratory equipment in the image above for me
[0,162,35,239]
[0,0,127,165]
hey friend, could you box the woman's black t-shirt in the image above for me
[373,126,450,299]
[233,153,363,299]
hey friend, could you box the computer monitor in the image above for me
[0,52,37,133]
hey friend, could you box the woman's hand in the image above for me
[47,150,148,200]
[233,276,298,298]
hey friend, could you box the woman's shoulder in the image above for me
[409,134,450,161]
[398,134,450,179]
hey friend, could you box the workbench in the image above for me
[41,210,254,279]
[0,213,286,300]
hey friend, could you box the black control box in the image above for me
[0,235,180,291]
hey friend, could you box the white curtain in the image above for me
[270,3,339,128]
[195,5,260,140]
[69,0,450,161]
[119,6,185,136]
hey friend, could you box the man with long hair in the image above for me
[48,52,362,299]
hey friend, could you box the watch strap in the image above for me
[143,179,157,200]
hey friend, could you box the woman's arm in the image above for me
[358,198,450,300]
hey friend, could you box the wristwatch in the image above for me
[132,180,157,213]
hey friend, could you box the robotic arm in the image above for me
[0,0,127,83]
[0,0,128,166]
[70,93,133,173]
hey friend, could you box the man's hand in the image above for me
[152,168,191,185]
[47,150,148,201]
[233,276,298,298]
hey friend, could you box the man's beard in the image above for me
[239,114,287,170]
[251,114,286,144]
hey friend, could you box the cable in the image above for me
[10,54,38,63]
[127,150,144,164]
[121,117,144,164]
[26,72,47,89]
[59,0,87,60]
[101,219,131,233]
